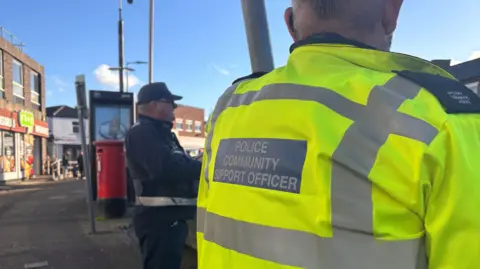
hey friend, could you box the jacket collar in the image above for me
[138,114,173,130]
[290,33,376,53]
[289,33,454,79]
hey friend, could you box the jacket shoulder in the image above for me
[126,121,156,140]
[231,72,269,85]
[394,70,480,114]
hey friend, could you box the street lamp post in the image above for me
[127,0,155,83]
[148,0,154,83]
[118,0,125,92]
[241,0,274,73]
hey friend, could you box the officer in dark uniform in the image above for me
[125,82,201,269]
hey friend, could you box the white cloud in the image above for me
[211,64,230,76]
[450,59,461,66]
[451,50,480,66]
[469,51,480,61]
[50,75,69,92]
[94,64,141,89]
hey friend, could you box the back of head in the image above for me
[288,0,403,50]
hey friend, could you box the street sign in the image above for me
[75,75,96,234]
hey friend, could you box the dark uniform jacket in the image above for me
[125,115,201,228]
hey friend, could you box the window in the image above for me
[195,121,202,133]
[0,50,4,99]
[186,120,193,132]
[12,59,24,105]
[2,131,15,172]
[31,71,41,107]
[466,81,479,95]
[176,119,184,130]
[72,121,79,133]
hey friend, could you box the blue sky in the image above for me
[1,0,479,114]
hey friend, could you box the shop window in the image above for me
[72,121,79,133]
[176,119,184,130]
[12,59,24,105]
[0,50,4,99]
[186,120,193,132]
[19,134,35,178]
[195,121,202,133]
[2,131,15,172]
[31,71,41,109]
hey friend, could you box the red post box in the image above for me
[94,140,127,218]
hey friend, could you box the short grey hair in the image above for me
[293,0,382,32]
[293,0,345,19]
[298,0,343,19]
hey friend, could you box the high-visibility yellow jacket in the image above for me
[197,34,480,269]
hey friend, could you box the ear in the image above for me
[383,0,404,35]
[284,7,297,41]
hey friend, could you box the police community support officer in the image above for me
[125,82,201,269]
[197,0,480,268]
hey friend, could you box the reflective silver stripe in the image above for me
[136,197,197,206]
[328,76,430,269]
[204,76,437,189]
[331,76,435,234]
[197,208,425,269]
[199,75,436,268]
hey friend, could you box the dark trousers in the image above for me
[136,220,188,269]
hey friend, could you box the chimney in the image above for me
[431,59,451,70]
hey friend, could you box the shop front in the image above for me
[0,109,49,181]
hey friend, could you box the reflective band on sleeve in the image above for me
[136,197,197,206]
[200,75,435,268]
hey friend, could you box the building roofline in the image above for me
[176,104,205,110]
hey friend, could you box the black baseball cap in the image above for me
[136,82,182,105]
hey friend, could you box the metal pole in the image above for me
[241,0,275,73]
[118,0,125,92]
[148,0,154,83]
[75,75,96,234]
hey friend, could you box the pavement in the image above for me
[0,179,142,269]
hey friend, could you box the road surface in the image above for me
[0,180,141,269]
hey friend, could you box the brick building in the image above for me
[0,29,49,181]
[172,104,205,155]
